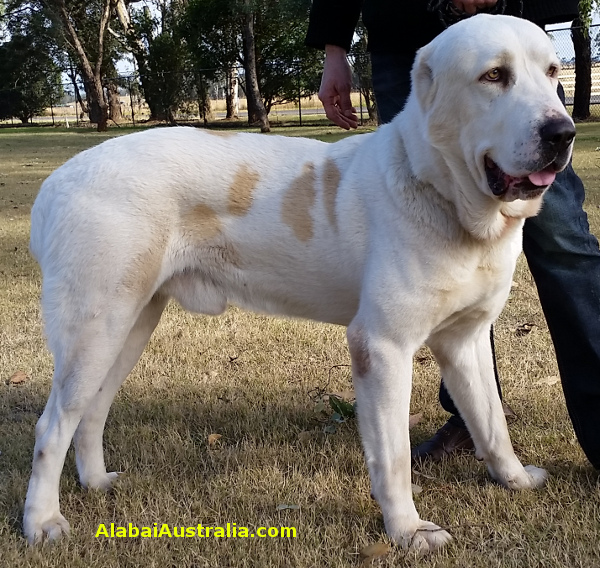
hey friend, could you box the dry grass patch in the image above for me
[1,125,599,567]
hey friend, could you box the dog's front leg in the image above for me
[428,324,547,490]
[347,319,452,553]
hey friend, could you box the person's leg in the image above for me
[523,163,600,469]
[439,327,503,425]
[413,328,505,461]
[369,52,413,124]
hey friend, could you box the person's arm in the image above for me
[319,44,359,130]
[305,0,362,52]
[306,0,362,130]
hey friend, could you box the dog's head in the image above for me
[410,14,574,210]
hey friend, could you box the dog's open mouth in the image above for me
[485,156,557,201]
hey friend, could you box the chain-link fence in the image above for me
[550,24,600,117]
[7,23,600,127]
[15,71,335,128]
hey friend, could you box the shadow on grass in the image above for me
[0,379,368,539]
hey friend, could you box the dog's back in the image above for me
[31,127,372,327]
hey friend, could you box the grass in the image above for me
[1,122,599,567]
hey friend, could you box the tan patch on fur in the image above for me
[347,326,371,377]
[322,159,341,230]
[183,203,222,241]
[181,205,241,267]
[122,233,168,295]
[228,165,260,216]
[203,129,237,138]
[282,163,316,242]
[207,243,241,267]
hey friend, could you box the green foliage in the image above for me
[145,32,190,122]
[183,0,240,77]
[328,394,356,420]
[125,1,199,121]
[2,0,324,122]
[349,19,377,121]
[182,0,323,112]
[0,34,62,122]
[253,0,323,111]
[578,0,600,34]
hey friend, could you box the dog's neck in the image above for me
[395,97,526,242]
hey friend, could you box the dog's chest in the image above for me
[401,232,514,328]
[439,244,516,322]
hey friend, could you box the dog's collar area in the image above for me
[484,156,556,199]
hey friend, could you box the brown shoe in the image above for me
[411,420,474,463]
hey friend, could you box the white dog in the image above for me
[25,15,575,552]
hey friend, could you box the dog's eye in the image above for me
[483,68,501,82]
[547,65,559,78]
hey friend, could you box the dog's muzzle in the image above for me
[485,117,575,201]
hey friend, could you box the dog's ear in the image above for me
[411,44,436,112]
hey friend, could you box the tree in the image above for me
[5,0,122,130]
[0,32,62,123]
[145,29,189,123]
[50,0,113,131]
[252,0,322,114]
[349,20,377,123]
[241,0,269,131]
[578,0,600,29]
[572,16,592,120]
[183,0,241,120]
[112,0,177,121]
[183,0,320,128]
[224,67,240,119]
[572,1,600,120]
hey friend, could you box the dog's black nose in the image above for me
[540,118,576,154]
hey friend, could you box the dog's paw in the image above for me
[491,464,548,490]
[24,510,70,545]
[387,517,452,554]
[407,520,453,554]
[82,470,121,491]
[523,465,548,488]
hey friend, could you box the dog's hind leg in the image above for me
[73,293,168,491]
[428,325,548,490]
[23,298,144,544]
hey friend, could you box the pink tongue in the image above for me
[528,167,556,187]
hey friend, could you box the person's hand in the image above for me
[318,45,359,130]
[451,0,498,15]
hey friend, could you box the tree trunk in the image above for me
[241,2,270,132]
[114,0,161,121]
[225,67,239,119]
[67,65,88,114]
[107,81,123,123]
[196,74,213,126]
[354,57,377,123]
[55,0,109,131]
[572,17,591,121]
[83,79,106,126]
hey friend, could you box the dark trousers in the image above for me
[371,51,600,469]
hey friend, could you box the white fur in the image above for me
[25,15,571,551]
